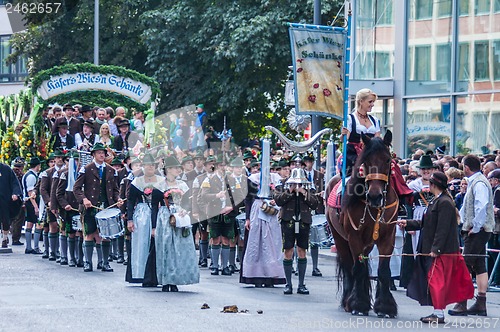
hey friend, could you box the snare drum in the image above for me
[72,214,82,231]
[309,214,332,246]
[236,213,246,241]
[95,208,124,239]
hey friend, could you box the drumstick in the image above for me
[91,205,104,210]
[70,207,80,212]
[104,198,128,210]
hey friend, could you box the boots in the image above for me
[467,295,487,316]
[448,301,468,316]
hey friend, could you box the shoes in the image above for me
[60,257,68,266]
[142,283,157,288]
[42,251,49,259]
[101,263,114,272]
[76,261,84,268]
[467,296,487,316]
[123,259,128,266]
[420,314,445,324]
[68,259,76,267]
[312,268,322,277]
[229,264,239,273]
[56,257,61,263]
[97,261,103,270]
[1,240,8,248]
[283,284,293,295]
[170,285,178,292]
[117,256,125,264]
[83,262,93,272]
[221,267,232,276]
[448,301,468,316]
[25,249,34,254]
[297,285,310,295]
[211,268,219,276]
[48,253,57,261]
[390,280,397,291]
[162,285,170,292]
[32,248,43,255]
[200,259,208,268]
[108,255,114,262]
[12,241,24,246]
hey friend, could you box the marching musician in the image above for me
[50,152,68,265]
[274,168,319,295]
[55,151,83,267]
[22,157,44,254]
[73,143,123,272]
[40,148,65,260]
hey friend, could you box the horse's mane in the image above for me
[342,137,391,209]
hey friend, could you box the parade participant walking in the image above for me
[340,88,381,176]
[73,143,123,272]
[274,168,319,295]
[22,158,43,254]
[151,156,199,292]
[10,157,26,246]
[399,172,473,324]
[449,155,495,316]
[0,162,22,248]
[199,156,235,276]
[55,152,82,267]
[40,149,65,260]
[126,153,162,285]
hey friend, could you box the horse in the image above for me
[326,130,399,318]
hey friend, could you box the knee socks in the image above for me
[298,257,307,286]
[221,245,230,269]
[25,228,32,251]
[33,229,42,250]
[102,241,111,264]
[283,259,293,286]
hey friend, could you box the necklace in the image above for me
[357,111,368,120]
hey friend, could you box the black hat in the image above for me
[417,155,435,169]
[487,169,500,180]
[142,153,157,165]
[81,105,92,113]
[303,152,315,162]
[117,119,130,127]
[163,156,181,168]
[58,120,69,128]
[28,157,42,167]
[436,145,446,154]
[13,157,26,167]
[83,119,95,128]
[63,103,74,111]
[429,171,448,190]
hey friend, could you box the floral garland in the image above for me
[0,127,18,165]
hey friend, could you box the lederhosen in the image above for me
[83,168,109,235]
[56,169,80,234]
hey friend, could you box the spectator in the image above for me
[98,123,114,147]
[53,104,80,136]
[487,169,500,287]
[172,129,187,151]
[131,110,144,139]
[191,104,208,150]
[95,108,107,133]
[113,119,141,152]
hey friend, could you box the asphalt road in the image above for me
[1,237,499,332]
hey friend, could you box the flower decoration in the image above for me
[308,95,317,103]
[323,89,332,97]
[0,127,18,165]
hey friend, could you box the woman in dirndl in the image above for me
[398,172,473,324]
[125,152,162,286]
[151,155,199,292]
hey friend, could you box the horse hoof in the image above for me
[352,310,368,316]
[376,313,396,319]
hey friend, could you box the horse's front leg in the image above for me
[373,229,398,318]
[347,236,372,316]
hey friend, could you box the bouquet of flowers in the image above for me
[18,123,36,161]
[0,127,18,165]
[143,185,154,203]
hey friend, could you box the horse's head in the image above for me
[356,130,392,208]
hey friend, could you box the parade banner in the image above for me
[289,24,347,119]
[36,73,153,104]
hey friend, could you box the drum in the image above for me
[309,214,332,246]
[236,213,246,241]
[72,214,82,231]
[95,208,124,239]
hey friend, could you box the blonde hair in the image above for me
[355,88,377,108]
[100,123,111,138]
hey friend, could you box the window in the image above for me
[474,41,489,80]
[458,43,470,81]
[436,44,451,81]
[438,0,452,17]
[475,0,491,14]
[416,0,433,19]
[375,52,392,78]
[376,0,394,25]
[494,40,500,80]
[459,0,470,15]
[0,35,28,83]
[495,0,500,12]
[414,45,431,80]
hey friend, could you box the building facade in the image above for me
[350,0,500,157]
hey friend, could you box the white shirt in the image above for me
[460,172,490,233]
[346,110,380,136]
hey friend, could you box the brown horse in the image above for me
[326,130,399,318]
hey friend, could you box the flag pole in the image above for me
[341,1,352,194]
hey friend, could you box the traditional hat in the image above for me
[91,142,107,154]
[142,153,157,165]
[12,157,26,167]
[82,119,95,128]
[242,150,254,160]
[130,157,141,165]
[110,157,123,166]
[80,105,92,113]
[28,157,42,167]
[63,103,74,111]
[204,155,217,164]
[117,119,130,127]
[57,120,69,128]
[270,161,281,170]
[230,157,245,167]
[487,169,500,180]
[65,150,80,159]
[163,155,181,168]
[47,153,55,161]
[181,156,193,165]
[193,151,205,160]
[429,171,448,190]
[417,155,435,169]
[303,152,315,162]
[436,145,446,155]
[278,159,290,168]
[53,148,66,157]
[250,158,261,168]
